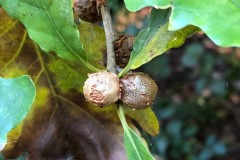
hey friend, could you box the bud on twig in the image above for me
[73,0,101,23]
[114,35,135,68]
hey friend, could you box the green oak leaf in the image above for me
[0,0,98,71]
[124,0,240,47]
[0,76,36,151]
[119,9,199,76]
[118,105,155,160]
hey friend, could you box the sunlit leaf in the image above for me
[123,0,240,47]
[119,9,198,76]
[0,76,35,151]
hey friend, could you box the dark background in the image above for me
[109,1,240,160]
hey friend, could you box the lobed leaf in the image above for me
[123,0,240,47]
[0,76,36,151]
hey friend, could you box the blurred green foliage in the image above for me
[109,1,240,159]
[141,39,240,159]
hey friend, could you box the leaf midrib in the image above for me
[124,126,143,160]
[118,106,143,160]
[40,0,85,62]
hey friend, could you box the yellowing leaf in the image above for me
[124,106,159,136]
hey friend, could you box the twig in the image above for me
[100,3,117,73]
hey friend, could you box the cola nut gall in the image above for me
[120,72,158,109]
[83,71,120,106]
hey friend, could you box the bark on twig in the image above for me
[100,3,117,73]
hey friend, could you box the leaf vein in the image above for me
[40,0,84,62]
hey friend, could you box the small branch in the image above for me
[100,3,117,73]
